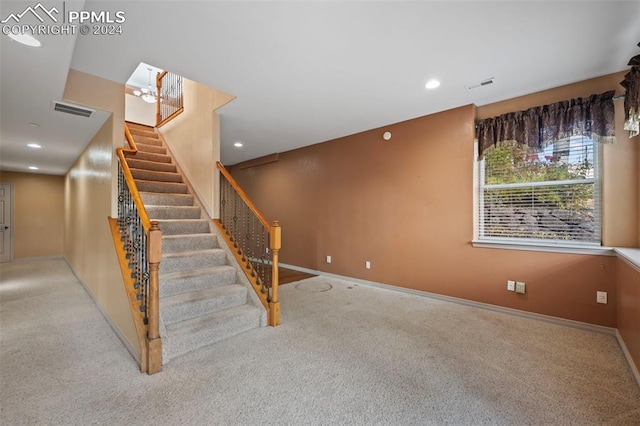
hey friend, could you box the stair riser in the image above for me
[127,158,177,173]
[161,251,227,274]
[130,151,172,163]
[135,180,188,194]
[147,206,201,220]
[131,169,183,183]
[160,268,237,298]
[136,143,167,155]
[133,135,162,146]
[141,192,194,206]
[157,220,210,235]
[162,234,219,253]
[129,129,158,139]
[164,308,261,361]
[161,288,248,325]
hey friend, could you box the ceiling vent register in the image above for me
[52,101,94,118]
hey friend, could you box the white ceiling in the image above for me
[2,1,639,174]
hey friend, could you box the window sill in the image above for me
[472,239,615,256]
[614,248,640,273]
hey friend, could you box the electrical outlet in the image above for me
[507,280,515,291]
[365,261,371,269]
[515,281,526,294]
[596,291,607,304]
[326,255,332,264]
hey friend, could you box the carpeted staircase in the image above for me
[125,122,265,363]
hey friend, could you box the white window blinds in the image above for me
[478,136,600,245]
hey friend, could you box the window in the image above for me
[477,136,600,245]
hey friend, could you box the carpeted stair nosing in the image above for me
[135,179,188,194]
[160,284,249,325]
[159,265,238,298]
[155,219,211,235]
[127,158,177,173]
[160,249,227,274]
[130,168,183,183]
[164,304,262,361]
[140,192,194,206]
[162,233,218,252]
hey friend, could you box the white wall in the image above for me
[125,93,156,126]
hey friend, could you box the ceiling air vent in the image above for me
[52,101,94,118]
[465,78,494,91]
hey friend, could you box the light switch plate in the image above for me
[596,291,607,304]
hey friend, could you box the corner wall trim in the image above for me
[616,330,640,387]
[63,257,141,367]
[280,262,618,337]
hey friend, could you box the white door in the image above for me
[0,183,13,262]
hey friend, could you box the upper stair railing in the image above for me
[109,124,163,374]
[215,162,281,326]
[156,71,184,127]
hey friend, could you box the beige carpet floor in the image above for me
[1,258,639,425]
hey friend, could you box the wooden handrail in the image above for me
[216,162,280,326]
[114,123,163,373]
[216,161,271,231]
[124,124,137,151]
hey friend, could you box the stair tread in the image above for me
[160,265,235,280]
[130,169,183,183]
[166,304,259,334]
[161,284,246,306]
[126,158,176,172]
[140,192,194,206]
[162,232,214,238]
[162,248,223,259]
[160,284,249,326]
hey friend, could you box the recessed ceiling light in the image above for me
[7,33,42,48]
[27,143,42,149]
[234,142,243,148]
[28,122,40,128]
[425,79,441,90]
[28,166,39,170]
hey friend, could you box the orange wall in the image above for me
[617,258,640,373]
[0,172,64,259]
[229,73,638,327]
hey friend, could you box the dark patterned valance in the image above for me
[621,43,640,137]
[476,91,616,158]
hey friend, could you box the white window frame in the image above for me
[472,140,613,256]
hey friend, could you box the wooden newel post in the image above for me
[268,220,281,326]
[147,221,162,374]
[155,72,162,126]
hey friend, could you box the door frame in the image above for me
[0,182,14,263]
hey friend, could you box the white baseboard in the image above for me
[63,257,141,367]
[11,255,64,262]
[280,263,616,335]
[281,262,640,389]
